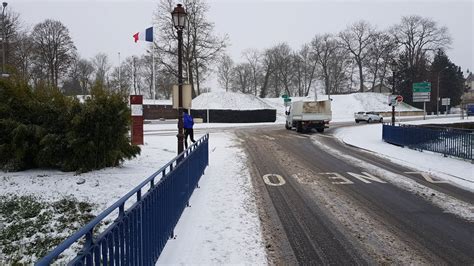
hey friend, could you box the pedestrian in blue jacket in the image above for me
[183,110,196,148]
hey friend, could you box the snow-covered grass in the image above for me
[0,127,266,264]
[334,118,474,191]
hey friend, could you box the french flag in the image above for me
[133,27,153,43]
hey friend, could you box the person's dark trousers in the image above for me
[184,128,196,148]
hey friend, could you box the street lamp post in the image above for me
[1,2,7,76]
[172,4,187,155]
[437,66,448,116]
[391,60,397,125]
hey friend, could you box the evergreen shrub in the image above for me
[0,81,141,172]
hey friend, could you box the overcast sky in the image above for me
[12,0,474,82]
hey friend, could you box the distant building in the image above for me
[366,84,392,94]
[465,73,474,91]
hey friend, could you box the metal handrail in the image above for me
[36,134,209,265]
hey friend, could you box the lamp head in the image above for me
[171,4,187,29]
[2,2,7,8]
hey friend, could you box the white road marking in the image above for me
[320,172,354,185]
[347,172,387,184]
[405,172,449,184]
[262,174,286,186]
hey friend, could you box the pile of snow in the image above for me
[333,118,473,191]
[192,91,275,110]
[263,93,421,123]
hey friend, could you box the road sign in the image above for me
[412,82,431,93]
[413,90,431,102]
[284,98,291,102]
[396,95,403,103]
[441,98,450,106]
[281,94,289,99]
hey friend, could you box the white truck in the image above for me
[285,100,332,133]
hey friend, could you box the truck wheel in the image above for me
[379,118,383,123]
[296,122,303,133]
[316,128,324,133]
[355,120,359,123]
[367,118,372,123]
[285,122,291,130]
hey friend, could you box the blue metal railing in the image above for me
[36,134,209,266]
[383,124,473,160]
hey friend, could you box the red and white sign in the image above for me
[130,95,144,145]
[396,95,403,103]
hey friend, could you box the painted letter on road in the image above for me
[320,172,354,185]
[263,174,286,186]
[347,172,386,184]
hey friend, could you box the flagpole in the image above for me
[118,52,121,92]
[152,44,155,105]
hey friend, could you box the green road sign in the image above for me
[284,98,292,102]
[281,94,289,98]
[412,82,431,93]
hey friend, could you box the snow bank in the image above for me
[334,122,473,191]
[144,92,420,124]
[263,93,421,123]
[187,91,275,110]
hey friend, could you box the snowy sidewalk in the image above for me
[334,119,474,191]
[156,132,267,264]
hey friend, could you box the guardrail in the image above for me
[36,134,209,266]
[382,124,473,160]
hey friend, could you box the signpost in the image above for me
[413,82,431,120]
[130,95,144,145]
[282,94,292,107]
[388,95,403,125]
[442,98,450,115]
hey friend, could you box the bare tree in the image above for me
[154,0,227,97]
[259,48,276,98]
[366,31,397,90]
[242,48,261,96]
[311,34,351,95]
[217,54,234,91]
[339,20,376,92]
[77,59,95,94]
[3,11,21,71]
[139,51,156,99]
[231,62,252,93]
[391,15,451,76]
[92,53,111,85]
[294,44,317,96]
[31,19,76,87]
[11,31,33,83]
[273,43,295,96]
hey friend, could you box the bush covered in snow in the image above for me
[0,81,140,172]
